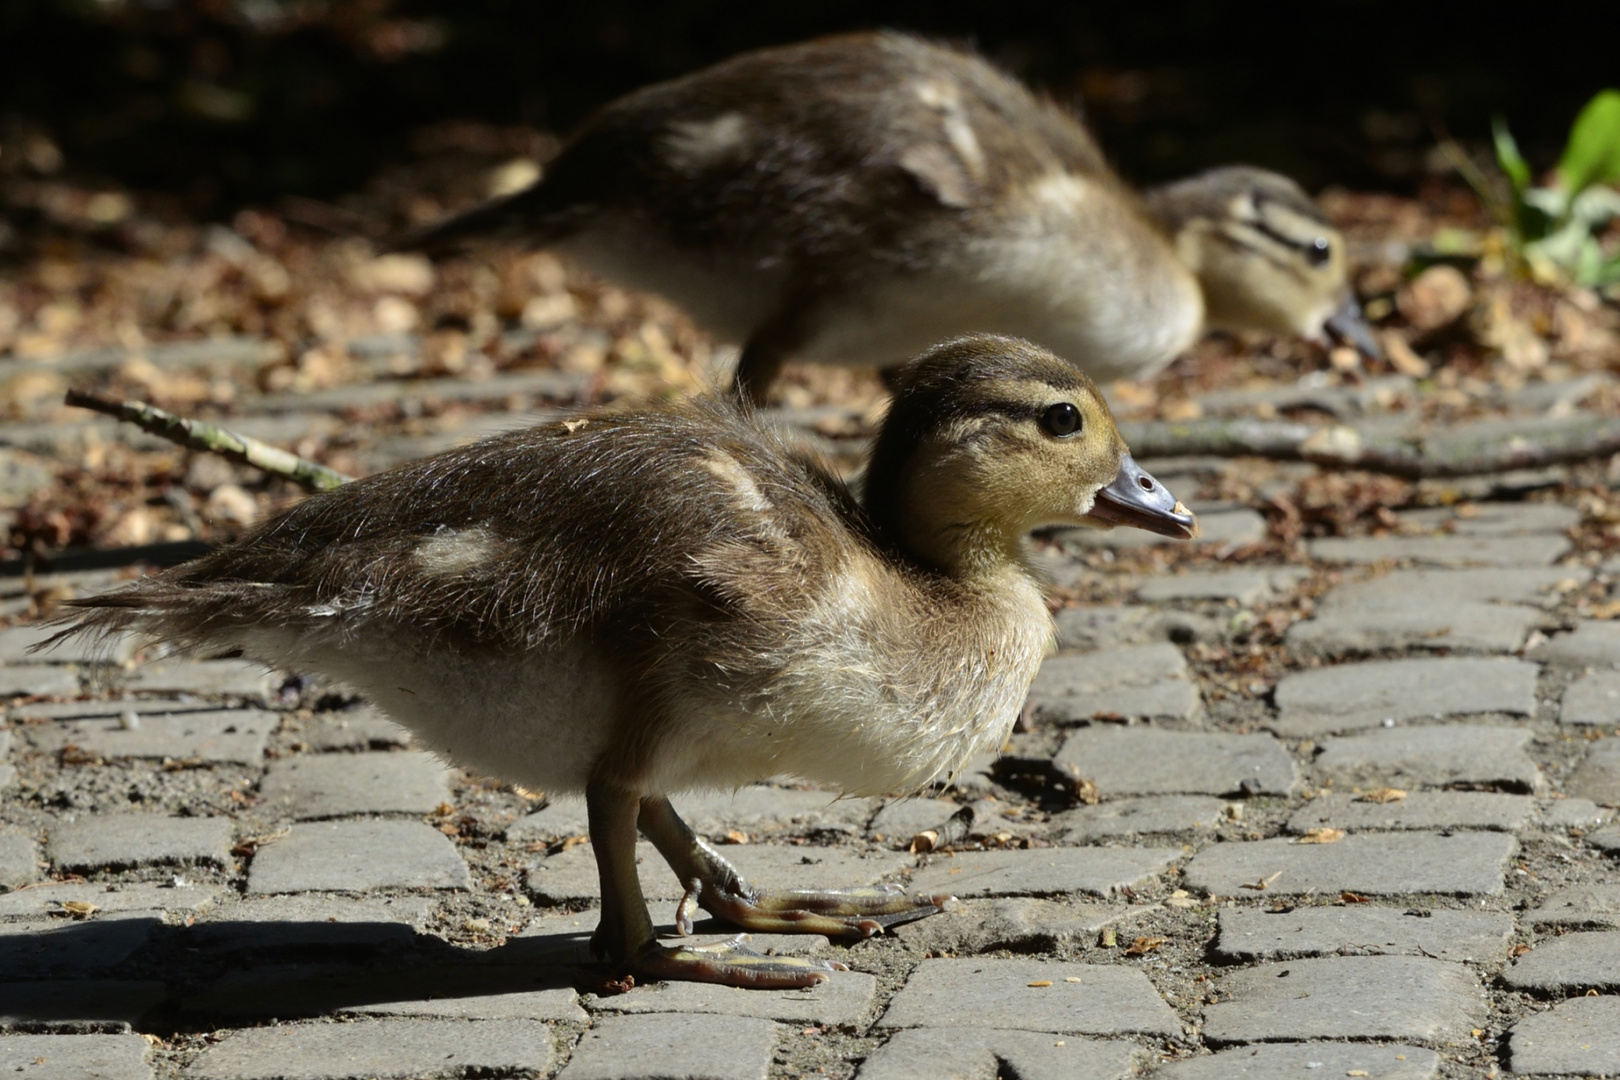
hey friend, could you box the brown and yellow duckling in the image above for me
[52,334,1195,988]
[403,32,1378,402]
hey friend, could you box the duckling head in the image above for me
[864,334,1196,575]
[1145,166,1380,359]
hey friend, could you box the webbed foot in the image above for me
[675,876,953,939]
[631,933,847,989]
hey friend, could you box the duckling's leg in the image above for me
[639,795,952,938]
[586,781,842,988]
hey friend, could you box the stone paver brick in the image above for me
[1325,565,1582,608]
[1064,508,1264,550]
[1540,797,1613,829]
[1568,739,1620,807]
[893,898,1133,954]
[877,958,1180,1037]
[1530,619,1620,668]
[246,820,470,894]
[1593,825,1620,852]
[1401,501,1581,536]
[0,882,217,917]
[301,708,412,751]
[25,709,277,764]
[0,1033,153,1080]
[1154,1044,1440,1080]
[190,896,435,949]
[1029,644,1200,723]
[592,970,875,1026]
[346,981,586,1024]
[1286,791,1535,833]
[509,786,875,844]
[0,832,37,889]
[0,915,160,977]
[257,751,452,819]
[1501,931,1620,992]
[0,665,79,697]
[1134,567,1310,605]
[857,1028,1141,1080]
[908,847,1179,899]
[1530,885,1620,928]
[1314,724,1542,793]
[0,980,167,1030]
[1057,795,1230,840]
[186,1018,556,1080]
[0,624,133,664]
[47,814,232,872]
[1270,657,1538,738]
[1563,669,1620,725]
[559,1014,776,1080]
[1183,832,1516,897]
[1052,606,1217,653]
[123,659,271,699]
[866,797,961,843]
[1285,599,1539,656]
[1307,533,1569,566]
[1508,996,1620,1078]
[1202,955,1487,1044]
[1214,906,1515,963]
[1055,728,1297,796]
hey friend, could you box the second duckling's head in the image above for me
[1145,166,1379,359]
[864,335,1196,575]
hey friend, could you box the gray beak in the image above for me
[1086,454,1199,539]
[1324,294,1383,361]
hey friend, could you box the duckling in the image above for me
[401,32,1378,402]
[50,334,1195,989]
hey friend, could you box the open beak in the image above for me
[1085,454,1198,539]
[1324,293,1383,361]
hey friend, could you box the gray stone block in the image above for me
[509,786,874,844]
[1320,566,1581,609]
[559,1014,776,1080]
[892,898,1133,955]
[867,797,964,844]
[1307,534,1569,566]
[0,915,160,976]
[1052,606,1218,653]
[1069,507,1265,550]
[1285,791,1535,833]
[1502,931,1620,991]
[25,708,277,764]
[0,831,38,889]
[1314,724,1542,793]
[1530,619,1620,668]
[0,624,133,664]
[876,958,1180,1037]
[1029,644,1199,723]
[1590,825,1620,853]
[1182,833,1516,897]
[1214,906,1515,963]
[1202,955,1486,1044]
[857,1028,1142,1080]
[907,847,1179,899]
[123,659,271,700]
[186,1018,557,1080]
[0,665,79,697]
[8,699,221,723]
[1270,657,1538,738]
[47,814,232,872]
[1134,567,1310,605]
[0,980,167,1031]
[1539,797,1613,829]
[1399,500,1580,537]
[0,882,217,917]
[302,708,412,751]
[246,821,470,894]
[1508,996,1620,1078]
[1564,669,1620,725]
[1154,1044,1439,1080]
[1285,599,1539,656]
[1568,740,1620,807]
[1055,728,1297,797]
[592,970,875,1026]
[1528,885,1620,928]
[189,896,435,949]
[258,751,452,819]
[0,1033,153,1080]
[1057,796,1230,841]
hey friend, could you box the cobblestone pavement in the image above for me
[3,342,1620,1079]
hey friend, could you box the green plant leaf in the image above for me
[1493,117,1532,196]
[1557,89,1620,197]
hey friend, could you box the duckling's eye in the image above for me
[1040,402,1082,438]
[1307,236,1332,266]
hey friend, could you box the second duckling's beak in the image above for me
[1086,454,1199,539]
[1323,293,1383,361]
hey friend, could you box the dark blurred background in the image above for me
[0,0,1613,219]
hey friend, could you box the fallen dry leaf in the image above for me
[57,900,98,918]
[1340,891,1372,904]
[1356,787,1408,803]
[1124,936,1168,956]
[1241,871,1285,891]
[1296,827,1346,844]
[1027,979,1053,987]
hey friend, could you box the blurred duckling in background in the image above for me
[52,335,1195,988]
[403,32,1379,402]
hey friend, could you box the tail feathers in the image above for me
[386,185,586,258]
[37,581,276,660]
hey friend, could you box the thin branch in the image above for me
[65,389,352,492]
